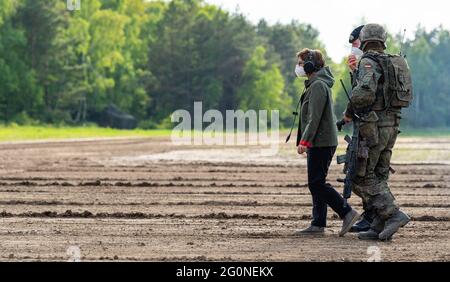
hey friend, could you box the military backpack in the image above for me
[361,52,413,110]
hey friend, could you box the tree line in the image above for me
[0,0,448,129]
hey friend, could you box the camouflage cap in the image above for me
[360,23,388,44]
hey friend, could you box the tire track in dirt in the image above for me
[0,179,448,189]
[0,210,448,222]
[1,204,448,221]
[0,200,449,209]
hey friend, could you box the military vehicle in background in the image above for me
[96,104,137,130]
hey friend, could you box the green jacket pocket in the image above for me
[359,111,379,147]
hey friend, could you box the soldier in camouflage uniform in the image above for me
[343,24,411,240]
[347,25,377,233]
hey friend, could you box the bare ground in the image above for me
[0,136,449,261]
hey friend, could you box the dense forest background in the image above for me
[0,0,448,129]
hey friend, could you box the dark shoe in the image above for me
[349,217,372,233]
[371,216,386,233]
[379,210,410,241]
[339,209,360,237]
[358,229,380,240]
[293,225,325,236]
[358,216,391,241]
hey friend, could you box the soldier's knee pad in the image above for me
[369,191,398,220]
[352,183,366,199]
[375,166,390,180]
[362,181,386,197]
[352,183,373,204]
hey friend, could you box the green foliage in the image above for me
[401,26,450,128]
[0,125,171,142]
[10,111,35,125]
[0,0,448,130]
[237,46,290,119]
[0,0,44,124]
[329,58,350,118]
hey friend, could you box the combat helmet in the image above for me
[360,23,388,49]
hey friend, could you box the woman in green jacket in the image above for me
[294,48,360,236]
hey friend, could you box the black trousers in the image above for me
[307,146,352,227]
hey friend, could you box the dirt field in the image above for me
[0,136,449,261]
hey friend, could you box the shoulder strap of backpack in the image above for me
[358,52,390,111]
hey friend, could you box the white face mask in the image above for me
[351,47,364,60]
[295,64,306,77]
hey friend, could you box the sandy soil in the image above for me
[0,136,449,261]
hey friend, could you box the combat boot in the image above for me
[379,210,410,241]
[293,225,324,236]
[358,216,385,240]
[350,211,373,232]
[358,229,379,240]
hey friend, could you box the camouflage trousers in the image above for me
[352,126,399,220]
